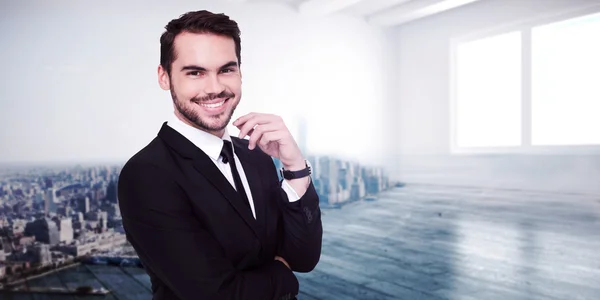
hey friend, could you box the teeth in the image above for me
[201,99,226,108]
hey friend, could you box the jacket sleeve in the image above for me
[269,158,323,273]
[118,161,299,300]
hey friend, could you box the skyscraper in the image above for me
[44,188,57,214]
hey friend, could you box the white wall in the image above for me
[0,0,395,167]
[390,0,600,195]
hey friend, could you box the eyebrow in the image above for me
[181,61,238,72]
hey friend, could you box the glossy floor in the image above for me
[3,184,599,299]
[297,184,600,300]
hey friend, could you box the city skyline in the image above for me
[0,148,392,290]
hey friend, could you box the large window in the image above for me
[452,9,600,152]
[531,12,600,146]
[455,31,522,148]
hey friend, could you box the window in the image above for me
[531,12,600,146]
[455,31,522,148]
[452,9,600,152]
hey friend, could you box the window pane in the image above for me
[455,31,522,148]
[532,12,600,145]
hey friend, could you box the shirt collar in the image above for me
[166,112,233,161]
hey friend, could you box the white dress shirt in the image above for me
[166,113,301,219]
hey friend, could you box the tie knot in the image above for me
[220,140,234,164]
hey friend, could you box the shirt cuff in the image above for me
[281,179,301,202]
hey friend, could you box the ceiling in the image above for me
[232,0,483,27]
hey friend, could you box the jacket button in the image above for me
[303,206,313,223]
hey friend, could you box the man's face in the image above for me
[158,31,242,136]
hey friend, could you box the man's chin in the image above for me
[194,116,232,133]
[180,104,236,134]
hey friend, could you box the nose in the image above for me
[203,73,225,95]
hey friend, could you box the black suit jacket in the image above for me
[117,122,322,300]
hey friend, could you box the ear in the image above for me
[157,64,171,91]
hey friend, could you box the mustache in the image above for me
[192,91,235,103]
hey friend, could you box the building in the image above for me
[54,230,127,257]
[24,218,60,245]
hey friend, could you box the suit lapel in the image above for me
[157,122,260,240]
[191,153,261,238]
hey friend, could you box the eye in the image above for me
[221,68,233,73]
[187,71,202,76]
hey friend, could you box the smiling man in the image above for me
[117,10,322,300]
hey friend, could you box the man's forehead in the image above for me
[173,32,237,68]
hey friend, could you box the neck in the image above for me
[209,129,226,139]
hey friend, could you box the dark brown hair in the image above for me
[159,10,242,76]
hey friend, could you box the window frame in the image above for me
[449,2,600,155]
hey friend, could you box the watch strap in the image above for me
[280,160,311,180]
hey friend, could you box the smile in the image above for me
[200,98,229,108]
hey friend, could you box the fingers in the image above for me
[274,256,290,269]
[235,114,265,139]
[234,112,266,138]
[247,123,278,150]
[256,131,287,150]
[233,112,291,150]
[235,113,283,140]
[245,128,254,138]
[237,120,258,140]
[232,112,257,128]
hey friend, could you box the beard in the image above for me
[171,86,238,133]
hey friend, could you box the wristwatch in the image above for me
[280,160,312,180]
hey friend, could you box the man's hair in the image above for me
[159,10,242,76]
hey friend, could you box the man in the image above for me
[117,10,322,300]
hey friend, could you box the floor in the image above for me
[296,184,600,300]
[3,184,599,299]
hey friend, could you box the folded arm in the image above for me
[270,160,323,273]
[118,162,298,300]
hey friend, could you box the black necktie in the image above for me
[220,140,251,209]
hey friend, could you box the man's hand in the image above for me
[275,256,290,269]
[233,113,304,171]
[233,112,310,197]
